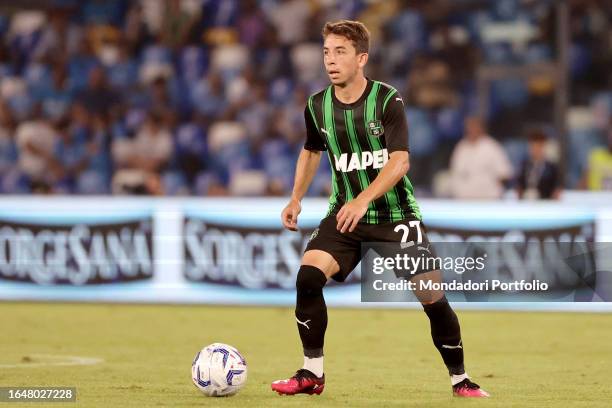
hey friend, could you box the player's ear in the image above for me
[357,52,368,68]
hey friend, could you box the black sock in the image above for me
[295,265,328,358]
[422,296,465,375]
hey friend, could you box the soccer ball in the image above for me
[191,343,247,397]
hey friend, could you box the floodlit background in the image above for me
[0,0,610,197]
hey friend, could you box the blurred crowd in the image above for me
[0,0,610,197]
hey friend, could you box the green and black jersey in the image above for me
[304,79,422,224]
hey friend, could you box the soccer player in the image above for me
[271,20,489,398]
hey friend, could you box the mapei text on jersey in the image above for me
[333,148,389,172]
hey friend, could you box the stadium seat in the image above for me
[142,44,173,64]
[291,43,323,83]
[207,121,246,154]
[211,44,249,79]
[193,171,217,196]
[162,171,189,196]
[491,78,528,108]
[229,170,267,196]
[176,123,207,157]
[0,167,29,194]
[492,0,520,21]
[406,108,439,157]
[436,107,465,141]
[23,62,50,94]
[107,59,138,90]
[525,43,553,63]
[268,78,294,106]
[179,46,208,83]
[139,61,174,85]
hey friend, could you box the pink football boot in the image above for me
[453,378,490,397]
[271,369,325,396]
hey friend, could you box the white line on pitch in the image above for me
[0,354,104,368]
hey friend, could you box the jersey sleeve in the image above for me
[303,106,326,151]
[381,91,409,153]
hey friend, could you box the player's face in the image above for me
[464,117,484,141]
[529,140,546,161]
[323,34,367,87]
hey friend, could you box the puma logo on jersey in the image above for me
[334,149,389,172]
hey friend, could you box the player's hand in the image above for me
[281,198,302,231]
[336,197,368,233]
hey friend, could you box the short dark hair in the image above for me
[527,129,548,142]
[322,20,370,54]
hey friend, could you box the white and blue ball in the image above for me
[191,343,247,397]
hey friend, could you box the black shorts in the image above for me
[305,214,436,282]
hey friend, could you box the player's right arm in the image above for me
[282,148,322,231]
[281,106,326,231]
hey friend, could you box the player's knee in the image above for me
[296,265,327,295]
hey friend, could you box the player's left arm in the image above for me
[336,92,410,233]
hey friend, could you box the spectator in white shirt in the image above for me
[111,110,173,194]
[15,117,59,191]
[449,116,513,199]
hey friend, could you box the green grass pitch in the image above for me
[1,303,610,407]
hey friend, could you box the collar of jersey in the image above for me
[330,77,373,110]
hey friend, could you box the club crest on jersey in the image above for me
[367,120,384,137]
